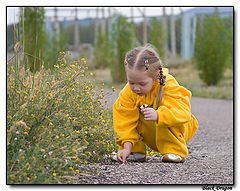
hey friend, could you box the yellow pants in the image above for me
[118,114,198,158]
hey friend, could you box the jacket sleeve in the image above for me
[113,84,141,147]
[156,75,192,127]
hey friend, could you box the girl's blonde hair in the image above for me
[124,44,165,109]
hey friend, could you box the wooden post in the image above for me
[54,7,60,42]
[162,7,169,56]
[74,7,79,50]
[143,8,147,45]
[94,7,99,45]
[101,7,105,35]
[170,8,176,57]
[131,7,134,22]
[108,7,112,39]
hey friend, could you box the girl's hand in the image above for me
[117,149,131,163]
[141,107,158,121]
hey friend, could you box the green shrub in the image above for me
[194,8,231,85]
[110,14,134,83]
[149,18,166,60]
[94,27,112,69]
[7,52,116,184]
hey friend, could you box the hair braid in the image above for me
[156,66,165,109]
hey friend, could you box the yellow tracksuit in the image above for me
[113,68,198,158]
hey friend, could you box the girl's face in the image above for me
[126,68,156,96]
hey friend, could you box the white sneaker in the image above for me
[111,152,146,162]
[162,154,185,163]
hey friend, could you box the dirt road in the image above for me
[77,91,233,184]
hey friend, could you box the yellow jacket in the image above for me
[113,68,198,154]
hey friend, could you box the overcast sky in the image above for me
[7,7,194,25]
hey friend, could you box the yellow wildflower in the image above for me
[52,173,57,177]
[69,167,73,171]
[112,86,116,92]
[81,58,86,62]
[55,136,59,139]
[76,131,80,134]
[72,148,76,152]
[70,64,75,69]
[90,72,94,76]
[49,92,53,97]
[24,132,28,135]
[76,169,80,173]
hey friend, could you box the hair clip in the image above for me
[159,75,166,86]
[144,59,149,70]
[128,56,133,61]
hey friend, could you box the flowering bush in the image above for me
[7,52,116,184]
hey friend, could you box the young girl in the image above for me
[112,44,198,163]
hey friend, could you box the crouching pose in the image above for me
[113,44,198,163]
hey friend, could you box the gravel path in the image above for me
[77,90,233,184]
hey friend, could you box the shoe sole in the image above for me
[162,154,185,163]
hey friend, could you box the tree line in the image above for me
[8,7,233,86]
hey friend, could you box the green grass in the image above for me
[88,68,126,90]
[169,62,233,99]
[89,58,233,100]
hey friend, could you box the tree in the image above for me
[224,17,233,70]
[194,8,230,85]
[46,23,68,70]
[148,18,166,61]
[94,25,112,69]
[20,7,47,72]
[110,14,135,83]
